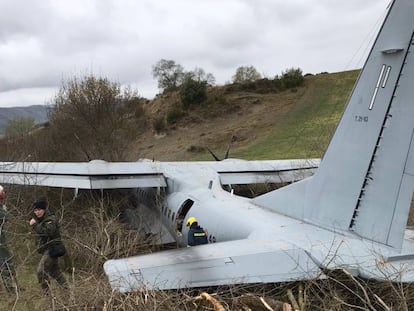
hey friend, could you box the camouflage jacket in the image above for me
[32,210,63,254]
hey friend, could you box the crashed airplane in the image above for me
[1,0,414,292]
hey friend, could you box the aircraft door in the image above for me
[175,199,194,237]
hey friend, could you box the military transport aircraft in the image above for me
[1,0,414,292]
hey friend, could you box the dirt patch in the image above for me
[132,86,304,161]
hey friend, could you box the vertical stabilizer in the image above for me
[304,0,414,249]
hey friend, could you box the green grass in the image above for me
[233,70,359,160]
[0,69,369,310]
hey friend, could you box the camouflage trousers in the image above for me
[37,251,68,290]
[0,245,17,294]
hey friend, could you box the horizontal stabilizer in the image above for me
[104,239,324,291]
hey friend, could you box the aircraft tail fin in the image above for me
[255,0,414,250]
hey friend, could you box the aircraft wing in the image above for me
[203,158,320,184]
[104,238,324,291]
[0,158,319,189]
[0,160,166,189]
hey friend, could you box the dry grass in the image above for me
[4,274,413,310]
[0,70,413,309]
[1,188,413,310]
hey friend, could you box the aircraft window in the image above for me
[172,212,175,221]
[164,207,167,216]
[168,209,171,219]
[175,199,194,234]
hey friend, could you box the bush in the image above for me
[225,67,304,94]
[281,68,304,88]
[226,78,285,94]
[180,78,208,109]
[166,106,185,125]
[152,116,166,133]
[205,92,228,106]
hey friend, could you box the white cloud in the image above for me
[0,87,57,107]
[0,0,390,107]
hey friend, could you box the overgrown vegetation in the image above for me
[166,104,186,125]
[281,67,304,89]
[180,78,208,109]
[3,69,413,310]
[3,195,414,311]
[226,67,304,94]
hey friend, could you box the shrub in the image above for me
[206,92,228,106]
[225,78,285,94]
[180,78,208,109]
[166,106,185,124]
[152,116,166,133]
[281,68,304,89]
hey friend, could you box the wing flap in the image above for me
[210,159,320,184]
[219,169,316,185]
[0,161,166,189]
[104,239,324,291]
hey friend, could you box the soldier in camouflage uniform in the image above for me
[0,185,17,294]
[29,199,68,291]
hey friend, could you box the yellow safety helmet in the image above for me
[186,216,198,227]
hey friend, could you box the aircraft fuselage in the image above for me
[151,164,414,283]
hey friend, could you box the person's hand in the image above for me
[29,218,36,226]
[2,205,6,210]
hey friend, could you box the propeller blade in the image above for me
[206,147,221,161]
[224,135,235,159]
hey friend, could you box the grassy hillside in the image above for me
[10,69,411,311]
[234,70,358,159]
[135,70,359,162]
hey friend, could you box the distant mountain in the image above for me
[0,105,48,134]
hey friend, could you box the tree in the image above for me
[152,59,185,93]
[4,117,35,139]
[185,67,215,86]
[232,65,261,83]
[48,75,146,161]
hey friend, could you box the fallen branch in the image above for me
[195,292,225,311]
[287,289,300,311]
[259,297,274,311]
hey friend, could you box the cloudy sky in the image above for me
[0,0,391,107]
